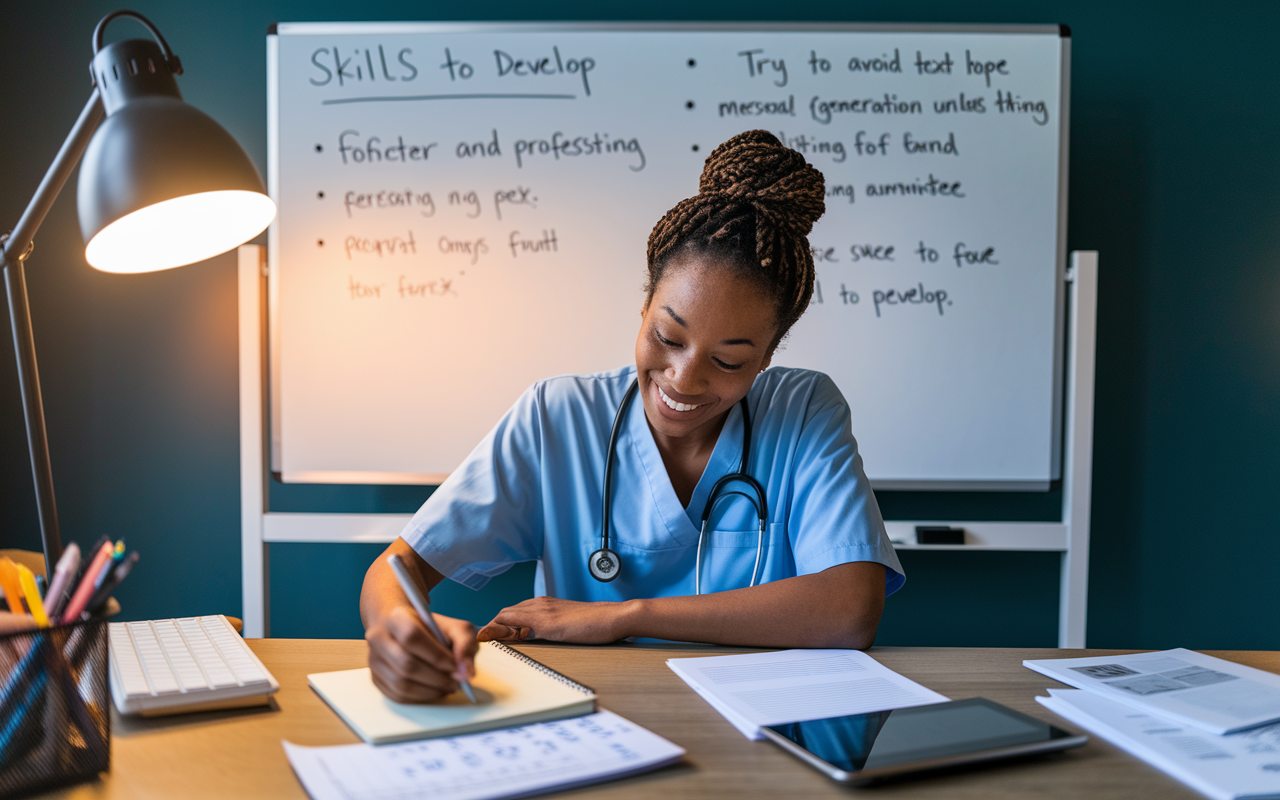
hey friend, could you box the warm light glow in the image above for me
[85,190,276,273]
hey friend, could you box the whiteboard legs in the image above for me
[239,245,269,638]
[1059,251,1098,648]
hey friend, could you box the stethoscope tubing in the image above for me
[695,491,767,596]
[598,380,639,556]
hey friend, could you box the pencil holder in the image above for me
[0,617,110,799]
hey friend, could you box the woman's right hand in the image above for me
[365,605,478,703]
[360,538,478,704]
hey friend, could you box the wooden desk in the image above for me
[46,642,1280,799]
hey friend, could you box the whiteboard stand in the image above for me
[239,245,269,637]
[238,246,1099,645]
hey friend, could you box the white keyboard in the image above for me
[108,615,279,715]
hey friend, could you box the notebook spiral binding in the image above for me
[487,641,595,695]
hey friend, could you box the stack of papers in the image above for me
[666,649,948,740]
[284,710,683,800]
[1038,690,1280,800]
[1027,649,1280,800]
[1025,649,1280,734]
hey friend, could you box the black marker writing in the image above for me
[494,46,595,96]
[872,283,951,317]
[337,130,438,164]
[513,132,645,172]
[811,94,923,124]
[738,49,788,87]
[864,175,964,198]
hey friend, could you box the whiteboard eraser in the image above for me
[915,526,965,545]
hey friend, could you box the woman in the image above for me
[360,130,904,703]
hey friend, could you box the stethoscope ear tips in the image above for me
[587,548,622,582]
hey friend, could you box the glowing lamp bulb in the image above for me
[84,190,276,274]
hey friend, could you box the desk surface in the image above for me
[46,641,1280,799]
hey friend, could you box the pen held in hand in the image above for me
[386,554,477,704]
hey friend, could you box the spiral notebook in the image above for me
[308,642,596,745]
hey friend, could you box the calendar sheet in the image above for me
[283,710,684,800]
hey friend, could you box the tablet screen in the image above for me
[765,698,1070,774]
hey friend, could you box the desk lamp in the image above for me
[2,10,276,573]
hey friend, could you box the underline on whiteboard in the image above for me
[321,92,577,106]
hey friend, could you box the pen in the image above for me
[61,541,114,624]
[44,542,80,620]
[387,554,477,703]
[85,551,138,616]
[0,558,24,615]
[15,566,47,627]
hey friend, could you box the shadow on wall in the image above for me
[268,542,538,638]
[1067,98,1150,647]
[268,543,1061,648]
[875,550,1062,648]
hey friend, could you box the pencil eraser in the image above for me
[915,526,965,545]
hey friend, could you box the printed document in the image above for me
[283,710,683,800]
[1038,689,1280,800]
[666,649,948,740]
[1024,649,1280,734]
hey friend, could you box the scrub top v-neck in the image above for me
[403,365,904,602]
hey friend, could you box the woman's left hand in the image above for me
[478,597,634,644]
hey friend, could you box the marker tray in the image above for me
[0,616,110,799]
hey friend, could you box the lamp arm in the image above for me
[2,88,105,573]
[5,90,104,261]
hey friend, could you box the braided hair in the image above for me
[645,130,826,350]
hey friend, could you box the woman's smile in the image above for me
[657,384,707,412]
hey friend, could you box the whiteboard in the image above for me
[267,23,1069,488]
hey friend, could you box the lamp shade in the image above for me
[77,38,275,273]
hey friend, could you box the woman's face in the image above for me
[635,257,778,445]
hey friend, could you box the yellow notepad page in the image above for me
[308,641,596,744]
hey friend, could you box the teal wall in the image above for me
[2,1,1277,649]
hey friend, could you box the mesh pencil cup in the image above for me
[0,616,110,798]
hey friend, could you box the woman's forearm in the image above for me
[619,561,885,649]
[360,537,446,629]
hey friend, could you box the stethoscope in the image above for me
[588,378,768,594]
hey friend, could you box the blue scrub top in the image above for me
[403,365,905,601]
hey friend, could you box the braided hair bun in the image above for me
[646,130,826,348]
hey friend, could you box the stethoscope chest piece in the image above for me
[587,548,621,582]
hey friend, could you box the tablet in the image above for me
[761,698,1086,785]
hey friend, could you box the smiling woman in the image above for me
[358,130,904,705]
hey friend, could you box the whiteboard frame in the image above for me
[273,22,1067,34]
[265,21,1071,489]
[238,246,1097,646]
